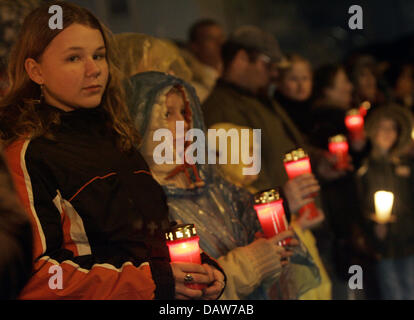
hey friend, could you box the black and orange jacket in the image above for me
[0,150,33,299]
[4,103,178,300]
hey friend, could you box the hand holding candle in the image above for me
[359,101,371,117]
[345,109,365,142]
[166,224,207,290]
[283,173,320,213]
[329,134,350,170]
[254,188,290,245]
[283,148,320,220]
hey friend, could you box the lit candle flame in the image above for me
[374,191,394,223]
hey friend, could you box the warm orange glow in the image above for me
[284,158,312,179]
[329,141,349,170]
[167,236,205,289]
[345,114,364,129]
[284,156,319,220]
[299,202,320,220]
[254,200,288,245]
[374,191,394,224]
[167,237,201,264]
[345,114,365,141]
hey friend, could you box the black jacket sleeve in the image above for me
[0,150,33,299]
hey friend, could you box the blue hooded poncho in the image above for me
[127,71,320,299]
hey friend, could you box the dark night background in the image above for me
[70,0,414,66]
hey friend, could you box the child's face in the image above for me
[165,92,189,141]
[374,118,398,153]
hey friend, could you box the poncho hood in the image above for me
[127,71,212,196]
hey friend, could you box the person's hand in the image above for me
[269,229,298,267]
[350,137,366,152]
[171,262,214,300]
[201,264,226,300]
[295,207,325,230]
[254,231,266,239]
[283,173,320,213]
[316,152,353,181]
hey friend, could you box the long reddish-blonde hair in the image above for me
[0,1,140,151]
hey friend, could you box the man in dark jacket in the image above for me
[202,26,306,191]
[0,149,33,299]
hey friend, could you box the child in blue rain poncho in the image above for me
[127,71,320,300]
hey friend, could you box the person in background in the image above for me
[128,71,321,300]
[114,33,193,83]
[0,149,33,299]
[345,54,385,116]
[310,64,370,299]
[203,26,309,192]
[0,0,42,97]
[357,104,414,300]
[0,1,224,300]
[383,61,414,112]
[274,54,314,137]
[179,19,226,103]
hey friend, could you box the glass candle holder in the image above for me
[329,134,349,170]
[345,109,365,141]
[284,148,319,220]
[254,188,289,245]
[374,191,394,224]
[166,224,205,290]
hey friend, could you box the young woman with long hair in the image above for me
[0,1,224,300]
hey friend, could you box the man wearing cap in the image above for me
[202,25,307,191]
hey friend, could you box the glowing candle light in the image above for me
[329,135,349,170]
[284,148,320,220]
[374,191,394,224]
[359,101,371,117]
[254,188,289,245]
[345,109,365,141]
[166,224,205,290]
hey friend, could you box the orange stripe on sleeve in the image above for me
[19,258,156,300]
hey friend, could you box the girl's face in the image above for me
[27,23,109,111]
[279,61,313,102]
[324,69,353,109]
[374,118,398,153]
[165,91,189,141]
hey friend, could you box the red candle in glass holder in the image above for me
[254,188,289,245]
[345,109,365,141]
[166,224,206,290]
[328,134,349,170]
[283,148,319,220]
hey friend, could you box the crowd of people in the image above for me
[0,1,413,300]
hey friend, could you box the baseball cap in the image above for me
[228,25,288,66]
